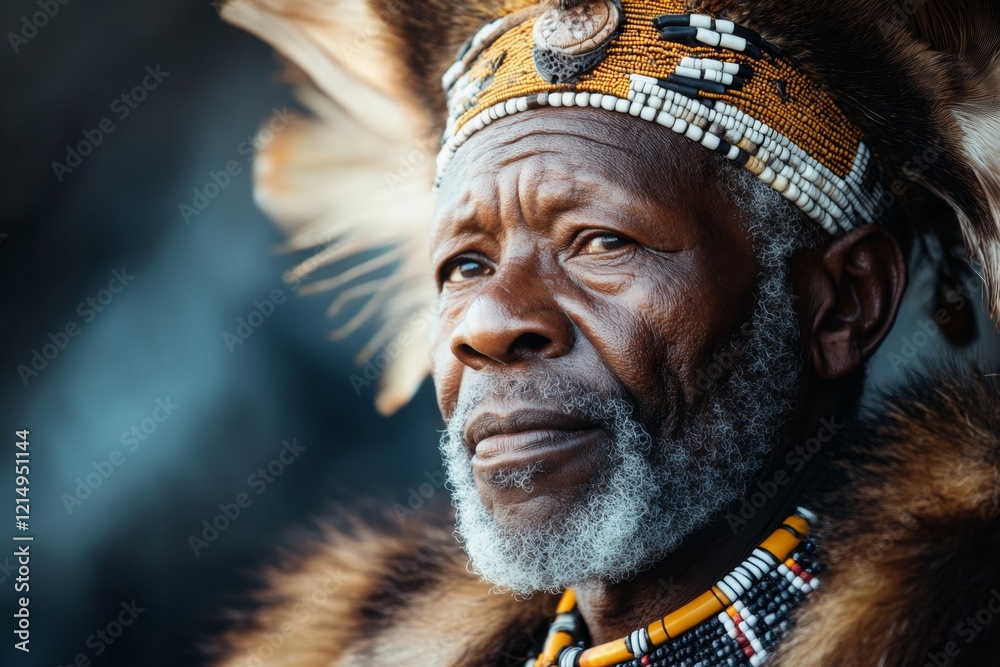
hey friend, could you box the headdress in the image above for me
[222,0,1000,413]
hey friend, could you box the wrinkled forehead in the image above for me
[432,107,728,233]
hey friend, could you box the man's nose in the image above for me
[449,266,575,370]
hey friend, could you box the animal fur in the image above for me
[209,368,1000,667]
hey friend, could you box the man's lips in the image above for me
[465,409,602,466]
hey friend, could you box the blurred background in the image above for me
[0,1,997,665]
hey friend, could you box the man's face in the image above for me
[428,108,803,592]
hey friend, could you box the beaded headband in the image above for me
[437,0,886,235]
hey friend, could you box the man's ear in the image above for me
[790,225,907,380]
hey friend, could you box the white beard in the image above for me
[439,260,803,595]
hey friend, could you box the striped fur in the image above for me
[210,368,1000,667]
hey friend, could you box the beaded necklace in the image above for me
[528,507,820,667]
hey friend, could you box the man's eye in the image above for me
[581,233,631,254]
[445,260,490,284]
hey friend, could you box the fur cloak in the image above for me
[210,369,1000,667]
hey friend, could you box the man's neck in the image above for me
[571,403,840,645]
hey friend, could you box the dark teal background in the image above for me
[1,2,442,664]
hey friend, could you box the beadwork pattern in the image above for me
[528,508,821,667]
[438,0,886,236]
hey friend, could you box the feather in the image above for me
[221,0,442,413]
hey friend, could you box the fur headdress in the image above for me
[222,0,1000,413]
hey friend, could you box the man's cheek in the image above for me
[431,343,464,421]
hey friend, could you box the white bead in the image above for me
[590,93,604,107]
[656,111,676,127]
[685,124,704,141]
[640,105,657,121]
[701,132,721,150]
[629,100,643,116]
[732,569,754,589]
[696,27,721,47]
[549,93,562,107]
[504,99,518,115]
[615,97,630,113]
[719,33,747,51]
[820,213,838,234]
[602,95,617,110]
[629,73,657,87]
[716,579,737,602]
[516,97,529,112]
[575,92,590,107]
[675,65,702,79]
[690,14,712,28]
[562,91,575,107]
[537,92,549,105]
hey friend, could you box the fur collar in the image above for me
[211,369,1000,666]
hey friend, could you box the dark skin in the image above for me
[429,108,907,644]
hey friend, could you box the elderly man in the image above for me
[217,0,1000,665]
